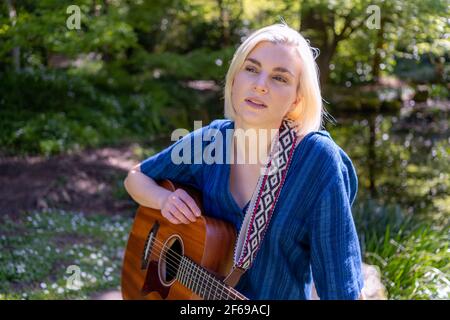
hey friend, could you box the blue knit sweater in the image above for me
[140,119,364,300]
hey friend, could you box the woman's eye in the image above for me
[273,76,287,82]
[245,66,287,83]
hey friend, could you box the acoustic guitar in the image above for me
[121,179,248,300]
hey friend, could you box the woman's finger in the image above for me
[162,209,182,224]
[176,189,202,217]
[167,203,190,224]
[172,196,197,222]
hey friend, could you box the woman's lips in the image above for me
[245,99,267,109]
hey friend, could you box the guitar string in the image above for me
[145,237,241,300]
[147,236,245,300]
[143,236,245,300]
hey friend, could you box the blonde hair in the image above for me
[223,23,324,137]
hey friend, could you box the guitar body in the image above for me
[121,180,238,300]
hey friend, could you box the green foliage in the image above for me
[303,0,450,85]
[329,104,450,224]
[354,198,449,299]
[0,69,180,155]
[128,47,235,81]
[328,101,450,299]
[0,63,225,155]
[429,84,449,100]
[0,0,138,62]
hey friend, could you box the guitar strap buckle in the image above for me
[223,266,246,288]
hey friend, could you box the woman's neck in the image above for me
[232,118,282,165]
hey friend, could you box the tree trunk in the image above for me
[217,0,230,47]
[317,41,338,87]
[299,2,368,88]
[299,4,338,87]
[6,0,20,72]
[368,115,377,198]
[371,19,385,83]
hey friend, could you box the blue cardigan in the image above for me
[140,119,364,300]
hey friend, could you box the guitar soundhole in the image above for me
[158,235,184,286]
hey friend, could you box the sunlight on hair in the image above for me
[224,22,328,137]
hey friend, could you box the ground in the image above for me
[0,144,140,218]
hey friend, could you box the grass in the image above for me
[354,197,450,300]
[0,210,132,300]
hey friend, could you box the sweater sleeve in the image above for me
[309,167,364,300]
[139,121,222,190]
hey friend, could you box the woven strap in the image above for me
[229,118,298,282]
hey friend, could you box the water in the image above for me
[326,100,450,225]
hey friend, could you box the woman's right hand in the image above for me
[160,188,202,224]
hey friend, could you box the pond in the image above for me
[327,100,449,226]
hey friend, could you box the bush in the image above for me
[0,69,208,155]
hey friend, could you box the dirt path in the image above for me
[0,144,140,218]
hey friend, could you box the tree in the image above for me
[5,0,20,71]
[299,0,372,86]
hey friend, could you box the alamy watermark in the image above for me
[66,5,81,30]
[366,5,381,30]
[168,121,289,175]
[66,265,83,290]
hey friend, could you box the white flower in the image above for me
[16,263,26,274]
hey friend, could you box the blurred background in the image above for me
[0,0,448,300]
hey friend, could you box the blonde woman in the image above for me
[124,23,364,300]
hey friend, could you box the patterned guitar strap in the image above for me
[224,117,299,287]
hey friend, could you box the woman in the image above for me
[124,23,364,300]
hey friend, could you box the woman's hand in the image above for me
[160,188,202,224]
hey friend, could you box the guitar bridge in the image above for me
[141,221,160,270]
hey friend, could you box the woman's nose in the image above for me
[253,75,268,94]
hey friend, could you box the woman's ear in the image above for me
[286,96,302,120]
[290,96,301,111]
[292,96,301,108]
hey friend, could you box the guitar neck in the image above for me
[177,256,247,300]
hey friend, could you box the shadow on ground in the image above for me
[0,145,140,218]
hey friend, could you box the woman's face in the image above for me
[231,41,301,129]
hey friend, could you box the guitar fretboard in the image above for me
[176,256,247,300]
